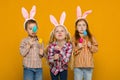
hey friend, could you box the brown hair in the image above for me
[74,19,92,44]
[25,19,38,30]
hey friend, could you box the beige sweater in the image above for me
[72,36,98,68]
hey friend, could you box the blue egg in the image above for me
[83,30,87,36]
[32,26,37,32]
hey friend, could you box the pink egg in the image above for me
[79,38,83,43]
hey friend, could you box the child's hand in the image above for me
[55,46,61,51]
[28,38,34,45]
[78,43,83,49]
[40,49,44,55]
[54,54,59,60]
[87,41,92,48]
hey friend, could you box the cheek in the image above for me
[77,26,81,31]
[83,26,87,31]
[28,30,32,33]
[62,32,66,37]
[54,33,58,38]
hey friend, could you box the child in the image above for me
[20,5,44,80]
[47,12,72,80]
[72,6,98,80]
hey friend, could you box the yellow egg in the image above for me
[39,38,43,43]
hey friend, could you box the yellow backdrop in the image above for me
[0,0,120,80]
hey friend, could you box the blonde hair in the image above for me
[49,25,71,44]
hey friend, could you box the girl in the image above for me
[72,6,98,80]
[20,5,44,80]
[47,12,72,80]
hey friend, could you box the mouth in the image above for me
[58,34,62,37]
[79,30,84,33]
[32,33,36,35]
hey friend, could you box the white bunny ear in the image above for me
[50,15,58,26]
[77,6,82,19]
[59,11,66,25]
[22,7,29,19]
[30,5,36,19]
[82,10,92,19]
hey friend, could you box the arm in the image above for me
[47,44,55,64]
[72,37,82,55]
[20,39,31,57]
[61,43,73,65]
[89,36,98,53]
[39,42,44,57]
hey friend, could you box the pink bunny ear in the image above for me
[50,15,58,26]
[59,11,66,25]
[77,6,82,19]
[22,7,29,19]
[82,10,92,19]
[30,5,36,19]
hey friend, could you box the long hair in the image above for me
[75,19,92,44]
[49,25,71,44]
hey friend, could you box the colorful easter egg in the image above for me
[83,30,87,36]
[32,26,37,32]
[79,38,83,43]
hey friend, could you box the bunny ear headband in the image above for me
[21,5,36,28]
[49,11,70,35]
[50,11,66,27]
[77,6,92,20]
[49,11,69,33]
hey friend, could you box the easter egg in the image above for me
[83,30,87,36]
[39,38,43,43]
[79,38,83,43]
[32,26,37,32]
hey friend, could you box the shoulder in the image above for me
[20,37,29,43]
[90,35,98,45]
[48,42,56,49]
[71,36,76,42]
[91,35,97,41]
[66,42,72,47]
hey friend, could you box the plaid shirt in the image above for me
[47,42,72,75]
[20,37,43,68]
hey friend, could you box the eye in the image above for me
[78,24,81,27]
[29,28,32,30]
[55,30,59,33]
[61,30,64,32]
[83,24,86,26]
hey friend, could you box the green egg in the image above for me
[32,26,37,32]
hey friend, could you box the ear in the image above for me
[77,6,82,19]
[82,10,92,19]
[21,7,29,19]
[59,11,66,25]
[30,5,36,19]
[50,15,58,26]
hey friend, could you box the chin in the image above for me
[57,38,65,41]
[79,31,83,34]
[30,34,36,37]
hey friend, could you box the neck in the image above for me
[28,35,37,38]
[57,39,66,47]
[79,33,84,38]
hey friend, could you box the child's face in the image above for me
[77,20,87,34]
[54,26,66,41]
[26,23,37,37]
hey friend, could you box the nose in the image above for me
[81,26,84,30]
[58,31,62,34]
